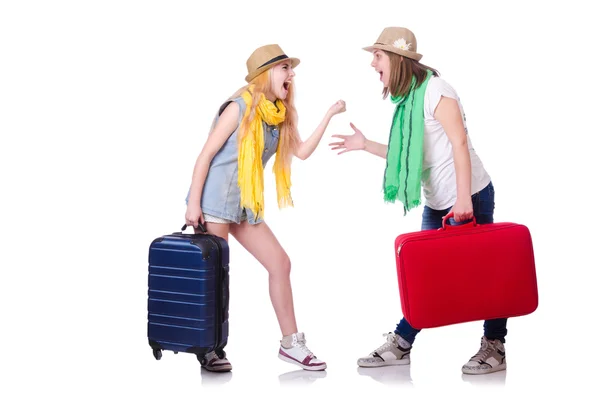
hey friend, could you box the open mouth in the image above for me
[283,81,291,92]
[378,71,383,81]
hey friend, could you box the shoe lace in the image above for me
[470,339,493,362]
[372,333,398,355]
[294,338,315,358]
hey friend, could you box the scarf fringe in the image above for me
[405,199,421,211]
[275,167,293,208]
[384,185,399,203]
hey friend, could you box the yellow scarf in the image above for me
[238,89,292,220]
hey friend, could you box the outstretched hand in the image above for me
[329,123,367,155]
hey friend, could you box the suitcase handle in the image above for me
[181,223,207,234]
[441,212,477,230]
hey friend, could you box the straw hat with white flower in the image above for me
[362,27,423,62]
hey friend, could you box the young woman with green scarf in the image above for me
[330,27,505,375]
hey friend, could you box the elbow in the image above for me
[195,151,215,169]
[297,152,308,160]
[452,138,468,151]
[295,144,309,160]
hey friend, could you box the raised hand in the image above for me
[328,100,347,116]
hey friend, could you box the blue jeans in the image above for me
[394,181,508,343]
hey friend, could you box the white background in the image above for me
[1,0,598,396]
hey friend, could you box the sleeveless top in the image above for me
[186,96,282,224]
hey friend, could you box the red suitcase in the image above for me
[394,212,538,329]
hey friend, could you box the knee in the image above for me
[268,255,291,278]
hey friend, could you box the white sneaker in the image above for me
[278,332,327,371]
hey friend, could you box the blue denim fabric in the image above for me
[185,96,281,224]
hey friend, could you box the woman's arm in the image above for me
[295,100,346,160]
[434,96,473,222]
[330,122,387,158]
[185,102,240,227]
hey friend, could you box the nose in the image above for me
[289,69,295,78]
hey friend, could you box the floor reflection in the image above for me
[357,365,413,387]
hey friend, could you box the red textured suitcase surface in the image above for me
[394,214,538,329]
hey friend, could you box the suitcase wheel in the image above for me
[153,349,162,360]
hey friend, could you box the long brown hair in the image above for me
[383,51,440,99]
[230,68,300,170]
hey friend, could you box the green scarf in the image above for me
[383,70,432,214]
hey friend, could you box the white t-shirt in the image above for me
[421,77,491,210]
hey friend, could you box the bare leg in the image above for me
[230,220,297,336]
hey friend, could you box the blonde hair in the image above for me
[230,68,300,170]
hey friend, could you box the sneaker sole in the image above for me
[202,364,232,372]
[462,363,506,375]
[357,358,410,368]
[278,353,327,371]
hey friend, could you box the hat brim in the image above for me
[245,57,300,83]
[363,44,422,62]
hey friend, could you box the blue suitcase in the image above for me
[147,225,230,364]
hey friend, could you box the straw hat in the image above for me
[245,44,300,83]
[363,27,423,61]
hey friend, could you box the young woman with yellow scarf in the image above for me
[185,44,346,372]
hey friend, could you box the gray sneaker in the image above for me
[357,332,412,367]
[201,350,232,372]
[462,337,506,375]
